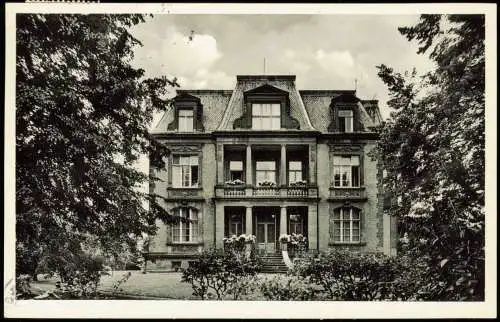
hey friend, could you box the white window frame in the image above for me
[172,208,198,243]
[338,110,353,133]
[333,207,361,243]
[288,161,303,184]
[255,161,277,184]
[229,160,244,182]
[178,109,194,132]
[252,103,281,130]
[172,155,199,188]
[333,155,360,188]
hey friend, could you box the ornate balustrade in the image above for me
[215,184,318,199]
[328,187,367,201]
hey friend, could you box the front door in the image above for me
[256,221,276,253]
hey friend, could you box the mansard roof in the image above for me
[152,90,232,133]
[152,76,382,134]
[300,90,380,132]
[217,75,314,131]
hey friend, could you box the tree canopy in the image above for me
[376,15,485,300]
[16,14,179,277]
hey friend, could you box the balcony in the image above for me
[215,184,318,199]
[328,187,367,201]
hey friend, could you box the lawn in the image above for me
[31,271,288,300]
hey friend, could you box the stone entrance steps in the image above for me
[260,253,289,273]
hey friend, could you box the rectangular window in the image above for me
[178,109,194,132]
[333,155,360,187]
[228,213,244,236]
[252,103,281,130]
[256,161,276,185]
[229,161,244,182]
[338,110,353,132]
[333,207,360,243]
[172,155,199,188]
[172,208,198,243]
[288,161,303,184]
[289,214,304,235]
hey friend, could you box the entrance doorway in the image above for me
[254,207,279,254]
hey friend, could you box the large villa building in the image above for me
[146,75,397,271]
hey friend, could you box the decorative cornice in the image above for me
[329,144,363,153]
[168,145,202,153]
[213,130,321,138]
[151,131,378,139]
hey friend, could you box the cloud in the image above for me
[131,26,227,88]
[179,68,235,89]
[314,49,367,82]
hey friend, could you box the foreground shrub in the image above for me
[293,249,402,300]
[259,275,323,301]
[181,248,261,300]
[16,274,35,299]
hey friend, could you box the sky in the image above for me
[128,14,436,122]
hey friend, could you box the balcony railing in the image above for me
[253,186,280,196]
[215,184,318,198]
[328,187,367,201]
[223,186,246,197]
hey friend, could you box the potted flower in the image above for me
[288,233,307,258]
[290,180,307,187]
[258,180,276,187]
[225,179,245,186]
[279,234,291,251]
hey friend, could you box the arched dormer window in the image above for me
[332,206,361,243]
[168,92,204,132]
[171,207,199,243]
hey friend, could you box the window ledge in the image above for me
[329,186,365,190]
[169,242,204,246]
[328,242,367,246]
[168,187,202,190]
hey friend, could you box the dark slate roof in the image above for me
[152,76,382,134]
[152,89,232,133]
[217,75,314,131]
[300,90,380,132]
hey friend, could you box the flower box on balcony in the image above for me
[224,179,245,186]
[289,181,307,187]
[258,181,276,187]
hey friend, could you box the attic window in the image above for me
[178,109,194,132]
[252,103,281,130]
[338,110,353,133]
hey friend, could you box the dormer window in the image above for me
[252,103,281,130]
[233,84,299,130]
[338,110,353,132]
[178,109,194,132]
[167,92,204,132]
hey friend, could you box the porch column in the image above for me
[307,205,318,251]
[217,143,224,184]
[246,145,252,185]
[280,205,287,235]
[215,203,225,248]
[280,144,287,186]
[245,206,253,236]
[309,144,317,184]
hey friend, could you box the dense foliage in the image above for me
[259,275,321,301]
[292,249,406,300]
[376,14,485,300]
[181,248,261,300]
[16,14,180,283]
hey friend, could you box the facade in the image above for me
[146,75,397,271]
